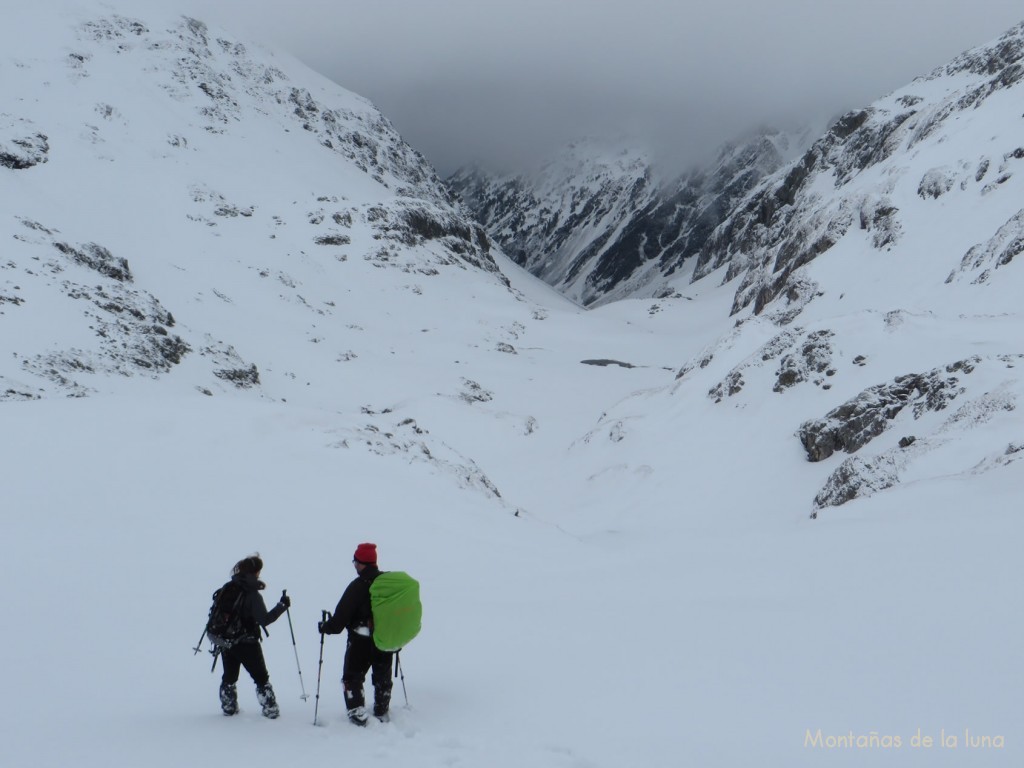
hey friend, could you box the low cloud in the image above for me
[183,0,1023,175]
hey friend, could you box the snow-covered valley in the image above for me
[1,3,1021,766]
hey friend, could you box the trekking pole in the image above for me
[282,590,309,701]
[395,650,409,707]
[192,627,207,655]
[313,610,329,726]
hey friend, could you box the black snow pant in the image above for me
[221,641,271,687]
[342,633,393,712]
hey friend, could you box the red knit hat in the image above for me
[353,542,377,564]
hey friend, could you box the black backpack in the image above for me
[205,580,249,650]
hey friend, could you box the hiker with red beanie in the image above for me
[318,542,394,725]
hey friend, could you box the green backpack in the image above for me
[369,571,422,652]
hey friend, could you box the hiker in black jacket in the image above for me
[219,554,289,718]
[319,542,393,725]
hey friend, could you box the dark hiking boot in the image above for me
[219,683,238,716]
[373,684,391,721]
[347,706,369,726]
[256,683,279,719]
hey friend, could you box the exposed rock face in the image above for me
[53,242,132,282]
[797,360,976,462]
[363,201,502,281]
[214,364,260,388]
[810,370,1021,513]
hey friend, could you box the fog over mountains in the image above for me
[452,24,1024,312]
[3,4,1021,767]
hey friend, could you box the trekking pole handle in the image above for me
[285,593,298,644]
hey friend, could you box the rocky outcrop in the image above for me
[810,370,1021,513]
[811,453,902,512]
[4,219,191,398]
[946,208,1024,284]
[797,359,977,462]
[365,201,502,280]
[54,242,132,282]
[0,117,49,169]
[774,330,836,392]
[704,326,836,402]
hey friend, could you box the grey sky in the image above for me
[181,0,1023,176]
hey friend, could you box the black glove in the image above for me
[279,593,291,609]
[317,620,327,634]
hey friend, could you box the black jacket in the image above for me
[321,566,380,636]
[234,573,286,642]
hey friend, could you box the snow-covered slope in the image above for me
[2,4,1021,768]
[655,20,1024,515]
[0,3,508,406]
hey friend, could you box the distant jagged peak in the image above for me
[709,124,808,167]
[453,134,654,194]
[542,135,652,174]
[450,124,801,306]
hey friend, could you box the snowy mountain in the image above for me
[449,130,809,306]
[453,24,1024,320]
[665,20,1024,515]
[450,20,1024,517]
[697,22,1024,317]
[3,4,1022,768]
[1,4,506,407]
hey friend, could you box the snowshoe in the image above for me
[347,706,368,727]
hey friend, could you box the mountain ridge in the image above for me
[2,6,505,403]
[448,129,811,306]
[451,20,1024,317]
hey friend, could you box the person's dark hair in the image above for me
[233,553,263,576]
